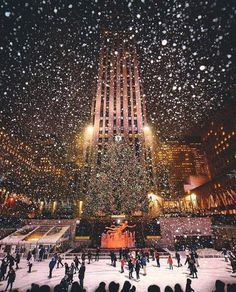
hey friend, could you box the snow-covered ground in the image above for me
[0,257,235,292]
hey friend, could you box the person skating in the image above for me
[81,252,86,264]
[68,263,75,284]
[191,263,198,278]
[95,247,100,261]
[15,252,20,270]
[145,250,150,263]
[57,254,64,268]
[6,253,15,269]
[185,255,191,269]
[64,262,70,276]
[185,278,194,292]
[155,251,160,267]
[32,248,37,261]
[113,254,117,267]
[135,260,141,280]
[88,250,92,264]
[141,255,147,275]
[175,252,181,267]
[128,259,134,279]
[188,258,195,276]
[167,255,173,270]
[222,248,228,262]
[27,255,33,273]
[26,250,31,261]
[48,257,57,278]
[5,267,16,291]
[150,248,155,261]
[119,248,123,261]
[229,254,236,273]
[110,251,114,266]
[78,262,86,289]
[193,251,199,267]
[38,247,45,261]
[121,257,125,273]
[74,255,81,271]
[0,259,8,281]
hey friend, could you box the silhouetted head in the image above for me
[71,281,83,292]
[165,286,174,292]
[109,281,120,292]
[186,279,192,285]
[174,283,183,292]
[122,280,131,291]
[148,285,161,292]
[215,280,225,291]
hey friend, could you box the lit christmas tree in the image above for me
[84,138,149,216]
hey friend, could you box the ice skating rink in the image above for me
[0,257,235,291]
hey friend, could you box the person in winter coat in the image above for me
[185,278,194,292]
[28,256,33,273]
[193,251,199,267]
[68,263,75,284]
[78,262,86,289]
[0,259,8,281]
[81,252,86,263]
[88,250,92,264]
[57,254,64,268]
[141,255,147,275]
[113,254,117,267]
[188,259,195,276]
[155,251,160,267]
[6,254,15,269]
[185,255,191,269]
[121,257,125,273]
[135,260,141,280]
[64,262,70,276]
[191,263,198,278]
[74,255,80,271]
[26,251,32,262]
[48,257,57,278]
[5,267,16,291]
[167,255,173,270]
[175,252,181,267]
[15,253,20,270]
[128,259,134,279]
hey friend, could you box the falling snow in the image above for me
[0,0,235,145]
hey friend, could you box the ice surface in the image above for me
[0,257,235,292]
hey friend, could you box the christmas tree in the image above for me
[84,138,149,216]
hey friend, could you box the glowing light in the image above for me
[86,125,94,135]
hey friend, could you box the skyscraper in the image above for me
[84,29,154,174]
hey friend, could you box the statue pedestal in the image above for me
[101,230,135,248]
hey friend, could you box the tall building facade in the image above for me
[156,138,210,199]
[190,103,236,213]
[84,30,154,176]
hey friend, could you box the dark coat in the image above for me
[6,270,16,283]
[79,265,86,279]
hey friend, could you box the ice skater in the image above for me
[5,267,16,291]
[167,255,173,270]
[135,260,141,280]
[78,262,86,289]
[121,257,125,273]
[175,251,182,267]
[57,254,64,268]
[48,257,57,278]
[128,259,134,279]
[155,250,160,267]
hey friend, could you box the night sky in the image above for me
[1,0,235,148]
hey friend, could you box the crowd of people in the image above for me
[0,246,235,291]
[0,278,235,292]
